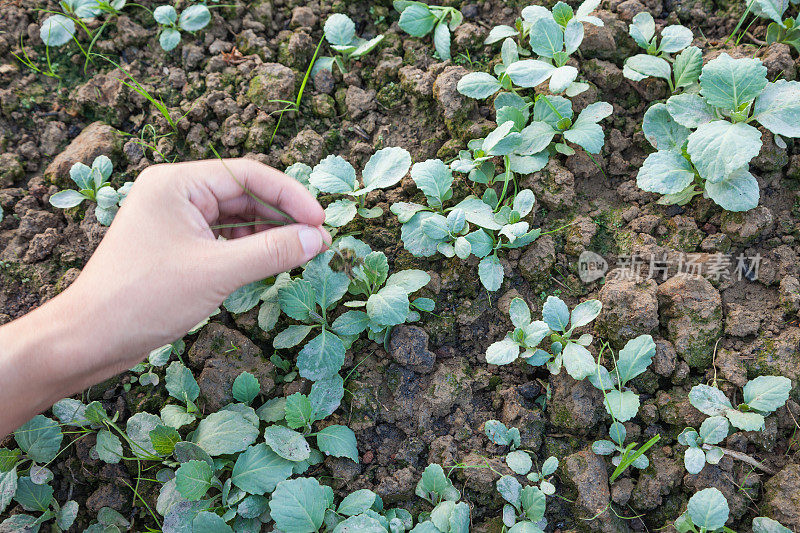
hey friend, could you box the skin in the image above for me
[0,159,330,438]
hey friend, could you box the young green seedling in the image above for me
[485,419,522,449]
[153,4,211,51]
[753,0,800,53]
[496,472,549,533]
[486,296,602,381]
[589,335,656,423]
[310,147,412,227]
[459,0,603,98]
[688,375,791,432]
[314,13,384,74]
[677,417,728,474]
[674,488,733,533]
[394,1,464,60]
[623,11,702,93]
[49,155,132,226]
[592,421,651,471]
[636,54,800,211]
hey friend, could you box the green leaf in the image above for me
[308,375,345,421]
[643,103,690,151]
[457,72,502,99]
[529,16,564,57]
[752,0,791,23]
[400,212,443,257]
[637,150,696,195]
[237,495,269,519]
[57,499,79,530]
[752,517,794,533]
[673,46,703,88]
[224,280,269,313]
[506,450,533,475]
[160,404,196,430]
[285,393,314,429]
[659,24,693,53]
[623,54,671,81]
[549,65,578,93]
[317,425,359,462]
[361,147,412,192]
[521,486,546,522]
[175,460,213,501]
[704,167,760,212]
[699,416,729,445]
[165,361,199,404]
[533,95,573,126]
[416,464,460,503]
[497,475,522,507]
[303,251,350,310]
[506,59,555,88]
[40,14,75,46]
[334,514,387,532]
[509,298,531,328]
[232,372,260,405]
[411,159,453,208]
[398,3,435,36]
[297,329,346,381]
[126,412,161,458]
[615,334,655,386]
[562,341,596,380]
[688,120,762,183]
[325,199,358,228]
[542,296,569,331]
[160,27,181,51]
[15,415,62,464]
[310,154,357,193]
[95,429,123,463]
[263,425,311,462]
[743,375,791,413]
[332,310,369,336]
[603,389,640,422]
[483,121,522,155]
[367,285,410,326]
[178,4,210,31]
[486,337,521,365]
[684,446,706,474]
[478,255,504,292]
[279,279,317,321]
[274,325,315,349]
[570,299,602,329]
[433,22,451,60]
[485,25,519,44]
[191,511,233,533]
[666,92,715,128]
[629,12,655,48]
[689,384,733,416]
[700,53,767,110]
[338,489,378,516]
[324,13,356,46]
[752,79,800,137]
[517,122,557,155]
[726,410,765,431]
[269,478,327,533]
[192,411,259,456]
[454,197,502,230]
[0,468,17,514]
[14,476,53,512]
[564,19,584,54]
[687,487,729,531]
[49,189,86,208]
[231,443,293,495]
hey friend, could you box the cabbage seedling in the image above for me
[752,0,800,53]
[61,0,127,18]
[49,155,132,226]
[310,147,411,228]
[486,296,603,380]
[636,53,800,211]
[674,488,733,533]
[314,13,384,75]
[153,4,211,51]
[622,11,702,93]
[688,375,791,432]
[592,422,651,472]
[589,335,656,423]
[485,419,522,448]
[677,417,728,474]
[459,0,603,98]
[496,472,548,532]
[394,1,463,60]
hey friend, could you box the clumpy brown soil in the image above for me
[1,0,800,531]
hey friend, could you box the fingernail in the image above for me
[298,225,322,257]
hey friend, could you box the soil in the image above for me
[1,0,800,531]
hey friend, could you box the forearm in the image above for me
[0,288,126,437]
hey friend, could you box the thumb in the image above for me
[215,224,330,288]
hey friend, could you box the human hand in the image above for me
[0,158,329,435]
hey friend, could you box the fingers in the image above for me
[214,224,332,288]
[175,158,325,227]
